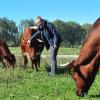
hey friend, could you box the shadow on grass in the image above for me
[45,65,70,75]
[89,94,100,98]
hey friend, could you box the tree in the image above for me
[53,19,67,47]
[0,17,18,46]
[82,23,92,36]
[18,18,34,34]
[53,20,87,47]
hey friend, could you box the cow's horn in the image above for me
[37,39,44,42]
[59,62,70,67]
[29,26,37,29]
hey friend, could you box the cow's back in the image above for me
[73,18,100,67]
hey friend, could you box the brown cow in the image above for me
[0,39,16,67]
[20,27,44,71]
[69,18,100,96]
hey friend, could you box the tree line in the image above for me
[0,17,92,47]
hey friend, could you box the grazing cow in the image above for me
[0,39,16,67]
[69,18,100,96]
[20,27,44,71]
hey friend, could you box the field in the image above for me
[0,47,100,100]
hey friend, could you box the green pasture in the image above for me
[9,47,80,55]
[0,47,99,100]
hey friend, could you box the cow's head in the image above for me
[2,54,16,67]
[30,43,44,61]
[71,62,99,97]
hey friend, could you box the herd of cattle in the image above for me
[0,18,100,97]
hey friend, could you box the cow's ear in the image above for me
[67,60,76,74]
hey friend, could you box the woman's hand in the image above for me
[54,44,57,49]
[27,40,31,45]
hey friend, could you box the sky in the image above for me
[0,0,100,25]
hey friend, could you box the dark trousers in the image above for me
[50,45,60,74]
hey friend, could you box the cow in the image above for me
[0,39,16,67]
[69,18,100,96]
[20,27,44,71]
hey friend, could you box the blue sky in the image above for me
[0,0,100,25]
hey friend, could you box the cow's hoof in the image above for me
[76,91,87,97]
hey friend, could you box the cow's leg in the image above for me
[37,60,40,68]
[37,56,40,67]
[23,55,28,67]
[34,61,38,71]
[31,60,38,71]
[31,59,34,70]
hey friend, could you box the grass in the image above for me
[0,47,99,100]
[9,47,80,55]
[0,64,100,100]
